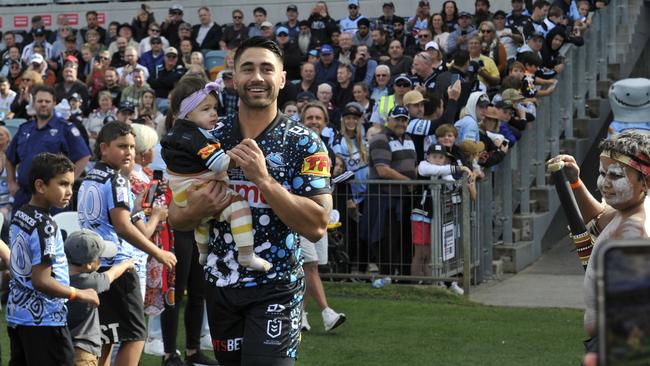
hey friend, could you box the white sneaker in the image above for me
[322,307,346,332]
[449,281,465,295]
[144,337,164,356]
[301,311,311,332]
[200,333,213,351]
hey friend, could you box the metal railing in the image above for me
[324,178,472,295]
[471,3,642,276]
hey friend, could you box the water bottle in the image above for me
[372,277,392,289]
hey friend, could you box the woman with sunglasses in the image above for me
[478,21,507,74]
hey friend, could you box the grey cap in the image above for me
[65,229,117,265]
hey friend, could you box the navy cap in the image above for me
[459,11,472,18]
[69,92,82,101]
[320,44,334,55]
[527,31,545,41]
[389,105,409,119]
[287,4,298,12]
[33,28,46,36]
[427,144,454,157]
[297,91,316,101]
[119,100,136,113]
[394,73,413,86]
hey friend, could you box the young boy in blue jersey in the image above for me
[6,153,99,366]
[77,122,176,365]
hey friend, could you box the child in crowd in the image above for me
[77,122,176,365]
[412,144,471,292]
[65,229,134,366]
[520,52,556,98]
[161,76,271,271]
[7,153,99,366]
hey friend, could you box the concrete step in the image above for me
[493,240,542,273]
[530,186,553,213]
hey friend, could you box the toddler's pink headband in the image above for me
[178,82,219,119]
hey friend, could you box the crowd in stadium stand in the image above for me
[0,0,611,364]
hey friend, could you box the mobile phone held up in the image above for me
[596,239,650,365]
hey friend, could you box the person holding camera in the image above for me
[467,35,501,88]
[162,5,185,49]
[546,131,650,364]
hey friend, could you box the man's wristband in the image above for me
[69,287,77,301]
[570,178,583,190]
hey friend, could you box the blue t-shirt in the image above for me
[7,205,69,326]
[207,113,331,288]
[77,161,134,267]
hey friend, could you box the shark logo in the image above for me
[266,152,286,169]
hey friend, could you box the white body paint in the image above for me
[597,162,635,206]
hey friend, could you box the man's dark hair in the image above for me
[32,16,42,23]
[86,11,98,18]
[299,20,310,28]
[232,9,243,17]
[28,153,74,194]
[393,17,405,25]
[373,27,387,38]
[500,75,523,91]
[475,0,490,7]
[253,7,267,16]
[32,84,55,98]
[0,75,7,84]
[358,18,370,28]
[95,122,134,160]
[519,51,542,67]
[533,0,551,10]
[234,37,284,67]
[452,50,470,67]
[3,31,14,38]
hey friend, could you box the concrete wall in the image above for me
[0,0,514,32]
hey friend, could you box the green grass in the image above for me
[0,283,585,366]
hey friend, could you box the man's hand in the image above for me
[76,288,100,307]
[554,63,565,74]
[151,205,168,222]
[227,139,270,187]
[546,154,580,183]
[184,180,230,220]
[447,80,461,100]
[155,249,177,270]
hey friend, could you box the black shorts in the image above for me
[206,280,304,366]
[8,325,74,366]
[97,267,146,344]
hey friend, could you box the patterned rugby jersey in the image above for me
[77,161,134,267]
[207,113,332,288]
[7,205,69,326]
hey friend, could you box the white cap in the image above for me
[425,41,439,50]
[29,53,44,64]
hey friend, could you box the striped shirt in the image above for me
[368,127,417,193]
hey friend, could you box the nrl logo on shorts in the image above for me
[267,319,282,339]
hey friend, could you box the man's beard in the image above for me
[37,111,52,121]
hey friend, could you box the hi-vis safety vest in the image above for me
[377,94,396,123]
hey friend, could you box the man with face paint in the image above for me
[547,130,650,361]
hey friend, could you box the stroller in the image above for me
[319,209,351,277]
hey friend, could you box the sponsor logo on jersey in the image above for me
[197,143,221,160]
[301,153,330,177]
[230,181,269,208]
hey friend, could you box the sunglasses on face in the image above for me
[233,16,243,19]
[151,41,162,45]
[99,56,109,61]
[480,29,493,33]
[418,34,430,38]
[149,28,160,32]
[166,54,178,58]
[395,81,411,87]
[376,74,388,77]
